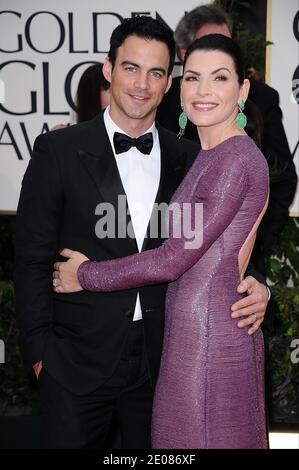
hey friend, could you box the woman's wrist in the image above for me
[77,260,90,289]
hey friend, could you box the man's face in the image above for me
[104,35,172,129]
[194,23,231,40]
[179,23,231,62]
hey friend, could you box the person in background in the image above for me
[157,4,298,275]
[52,63,110,130]
[76,63,110,122]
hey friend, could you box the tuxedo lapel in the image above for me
[77,114,138,254]
[78,142,124,214]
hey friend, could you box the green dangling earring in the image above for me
[178,105,187,139]
[235,99,247,129]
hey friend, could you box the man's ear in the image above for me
[165,74,173,94]
[178,47,186,63]
[103,57,112,84]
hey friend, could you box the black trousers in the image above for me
[39,320,154,449]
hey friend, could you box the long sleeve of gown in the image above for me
[78,151,249,292]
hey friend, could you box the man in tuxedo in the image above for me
[157,4,298,276]
[15,16,269,449]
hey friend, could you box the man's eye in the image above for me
[215,75,227,81]
[125,67,136,72]
[151,71,162,79]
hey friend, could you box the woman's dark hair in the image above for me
[108,16,175,76]
[76,63,110,123]
[183,34,245,83]
[183,34,263,147]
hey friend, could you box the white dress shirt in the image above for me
[104,107,161,321]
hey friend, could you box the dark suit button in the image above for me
[125,310,133,318]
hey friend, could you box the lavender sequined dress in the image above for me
[78,136,269,448]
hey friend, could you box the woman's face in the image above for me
[181,49,248,129]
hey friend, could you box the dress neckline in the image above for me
[200,134,251,153]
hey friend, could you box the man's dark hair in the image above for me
[108,16,175,76]
[174,4,233,61]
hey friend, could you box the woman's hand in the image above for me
[53,248,89,293]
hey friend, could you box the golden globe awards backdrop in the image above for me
[0,0,203,212]
[267,0,299,215]
[0,0,298,214]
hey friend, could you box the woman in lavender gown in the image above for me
[53,35,269,448]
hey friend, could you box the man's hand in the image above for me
[53,248,89,293]
[33,360,43,379]
[231,276,269,335]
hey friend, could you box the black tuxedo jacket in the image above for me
[15,113,200,394]
[157,76,297,274]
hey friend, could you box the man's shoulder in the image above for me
[37,115,103,148]
[53,115,100,139]
[158,124,200,153]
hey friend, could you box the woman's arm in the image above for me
[77,154,249,292]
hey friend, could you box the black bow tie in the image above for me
[113,132,153,155]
